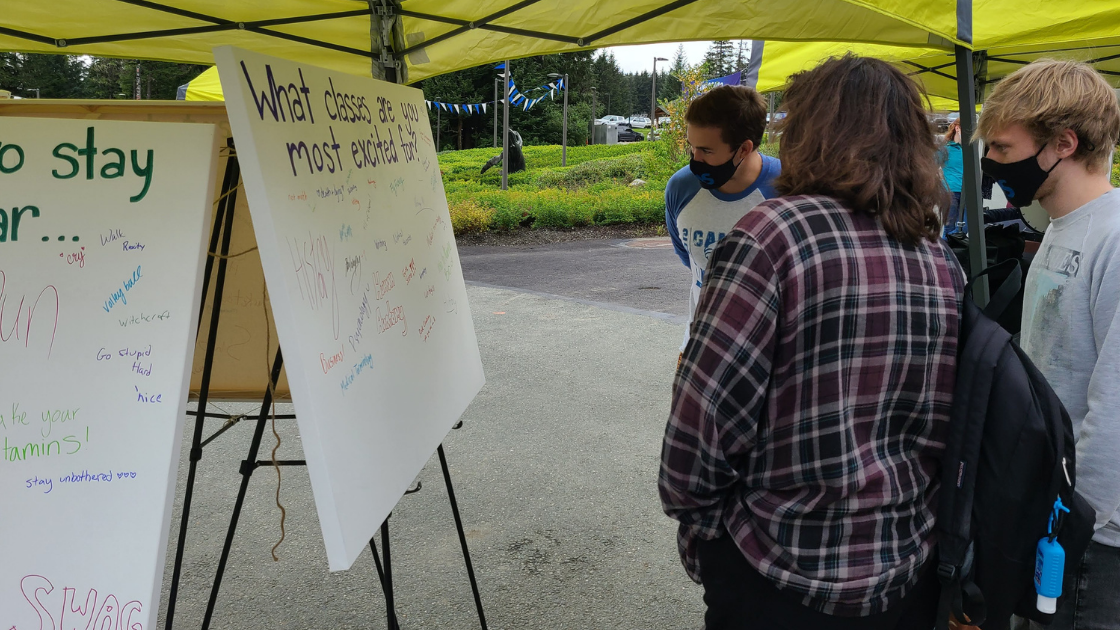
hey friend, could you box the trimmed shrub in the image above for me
[448,199,494,234]
[437,141,678,235]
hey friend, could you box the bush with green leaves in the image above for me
[439,137,784,235]
[442,142,675,234]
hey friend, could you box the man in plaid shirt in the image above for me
[660,56,966,630]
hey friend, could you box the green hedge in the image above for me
[441,143,674,234]
[444,143,1118,236]
[439,141,780,235]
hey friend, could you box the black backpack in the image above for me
[935,261,1096,630]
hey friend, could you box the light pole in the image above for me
[502,59,510,191]
[547,72,568,166]
[589,86,597,145]
[436,101,441,151]
[493,77,499,148]
[652,56,667,131]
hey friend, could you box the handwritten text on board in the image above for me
[214,46,485,571]
[0,116,216,630]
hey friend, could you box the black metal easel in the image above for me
[165,142,488,630]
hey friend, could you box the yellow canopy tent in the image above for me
[754,1,1120,105]
[177,64,222,101]
[756,40,1120,108]
[2,0,966,84]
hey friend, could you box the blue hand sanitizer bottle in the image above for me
[1035,498,1071,614]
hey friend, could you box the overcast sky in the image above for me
[599,41,718,73]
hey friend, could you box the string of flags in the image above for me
[425,68,566,116]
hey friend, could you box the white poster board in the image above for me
[214,46,485,571]
[0,118,218,628]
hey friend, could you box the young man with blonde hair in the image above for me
[978,59,1120,630]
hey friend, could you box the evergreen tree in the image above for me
[418,50,596,150]
[592,51,630,117]
[115,60,209,100]
[82,57,128,99]
[703,40,735,78]
[0,53,205,100]
[0,53,85,98]
[629,70,652,117]
[671,44,688,75]
[735,40,748,72]
[0,54,18,93]
[659,44,686,98]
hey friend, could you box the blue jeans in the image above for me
[1012,541,1120,630]
[945,191,968,236]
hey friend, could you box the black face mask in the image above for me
[690,152,742,190]
[980,144,1061,208]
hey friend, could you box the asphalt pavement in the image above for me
[157,237,705,630]
[459,238,692,322]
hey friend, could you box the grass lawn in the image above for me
[436,139,779,236]
[439,140,1119,236]
[439,142,684,235]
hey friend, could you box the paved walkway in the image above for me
[458,238,691,322]
[158,238,705,629]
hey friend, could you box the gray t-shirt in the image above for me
[1021,188,1120,547]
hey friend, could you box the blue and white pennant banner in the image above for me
[424,73,565,116]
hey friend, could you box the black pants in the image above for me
[697,535,939,630]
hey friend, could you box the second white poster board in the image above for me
[214,46,485,571]
[0,117,217,629]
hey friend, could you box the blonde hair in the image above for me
[977,59,1120,173]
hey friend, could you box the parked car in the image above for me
[596,115,627,125]
[617,125,644,142]
[657,116,670,127]
[629,116,651,128]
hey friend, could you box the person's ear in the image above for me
[1053,128,1079,160]
[740,140,754,158]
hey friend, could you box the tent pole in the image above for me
[955,45,988,306]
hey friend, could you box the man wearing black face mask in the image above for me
[665,85,780,352]
[977,60,1120,630]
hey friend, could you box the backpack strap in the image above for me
[966,260,1022,322]
[937,567,988,630]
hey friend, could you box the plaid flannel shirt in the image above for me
[659,195,965,616]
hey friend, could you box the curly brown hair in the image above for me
[775,55,947,245]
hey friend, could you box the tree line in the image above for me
[419,40,750,152]
[0,53,207,100]
[0,40,750,152]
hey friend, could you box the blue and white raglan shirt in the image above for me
[665,155,781,349]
